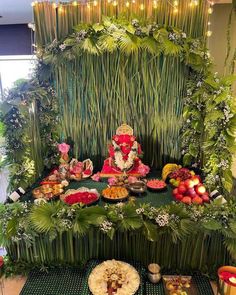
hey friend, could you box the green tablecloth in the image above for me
[21,177,174,207]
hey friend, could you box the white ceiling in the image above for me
[0,0,233,25]
[0,0,33,25]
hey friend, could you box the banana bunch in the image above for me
[162,163,182,181]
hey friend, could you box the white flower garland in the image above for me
[113,140,138,171]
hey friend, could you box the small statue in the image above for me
[100,124,150,177]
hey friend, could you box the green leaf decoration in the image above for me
[202,220,222,231]
[92,23,104,32]
[143,221,157,242]
[30,203,61,233]
[229,221,236,234]
[81,38,100,55]
[73,210,91,236]
[183,153,192,166]
[98,34,117,52]
[140,37,161,55]
[117,31,141,54]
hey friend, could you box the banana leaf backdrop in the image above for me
[33,0,209,168]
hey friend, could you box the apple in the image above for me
[178,185,187,194]
[187,188,196,197]
[173,188,179,195]
[182,196,192,205]
[195,184,206,195]
[192,176,200,186]
[175,193,183,200]
[202,193,210,203]
[184,179,195,188]
[192,196,203,205]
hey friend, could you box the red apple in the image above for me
[202,193,210,203]
[182,196,192,205]
[192,176,200,186]
[175,193,184,201]
[173,188,179,195]
[195,184,206,195]
[187,188,196,197]
[192,196,203,205]
[178,185,187,194]
[184,179,195,188]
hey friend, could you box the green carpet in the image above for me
[21,177,174,207]
[20,260,214,295]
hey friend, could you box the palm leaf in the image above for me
[81,38,100,55]
[98,34,117,53]
[30,202,61,233]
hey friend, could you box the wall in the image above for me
[209,4,236,178]
[0,24,32,55]
[209,4,236,82]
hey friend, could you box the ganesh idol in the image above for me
[100,124,150,177]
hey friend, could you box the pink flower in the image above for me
[58,143,70,154]
[91,172,101,182]
[108,177,117,186]
[138,164,150,177]
[128,176,138,183]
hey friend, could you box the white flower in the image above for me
[136,208,144,215]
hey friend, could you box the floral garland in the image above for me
[182,73,236,195]
[38,17,209,71]
[113,140,138,171]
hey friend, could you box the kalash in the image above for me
[100,124,148,177]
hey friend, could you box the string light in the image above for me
[58,5,64,13]
[113,1,118,6]
[132,0,135,3]
[93,0,98,6]
[173,0,178,6]
[140,4,145,10]
[72,1,77,6]
[125,2,130,8]
[208,7,213,14]
[193,0,198,5]
[208,21,211,25]
[52,2,57,9]
[206,30,212,37]
[173,7,178,14]
[87,3,91,9]
[153,0,158,9]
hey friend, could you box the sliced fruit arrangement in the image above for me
[147,179,167,191]
[169,168,195,187]
[172,176,210,205]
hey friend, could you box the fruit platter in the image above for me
[102,187,129,202]
[147,179,167,192]
[162,275,198,295]
[60,187,100,205]
[172,176,210,205]
[169,168,195,187]
[88,260,140,295]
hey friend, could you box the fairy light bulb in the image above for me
[173,0,178,6]
[153,0,158,9]
[206,30,212,37]
[72,1,77,6]
[31,2,35,6]
[113,1,118,6]
[193,0,198,5]
[108,0,111,3]
[140,4,145,10]
[173,7,178,14]
[189,2,193,7]
[87,3,91,9]
[93,0,98,6]
[58,5,64,13]
[208,21,211,25]
[132,0,136,3]
[52,2,57,9]
[208,7,213,14]
[126,1,130,7]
